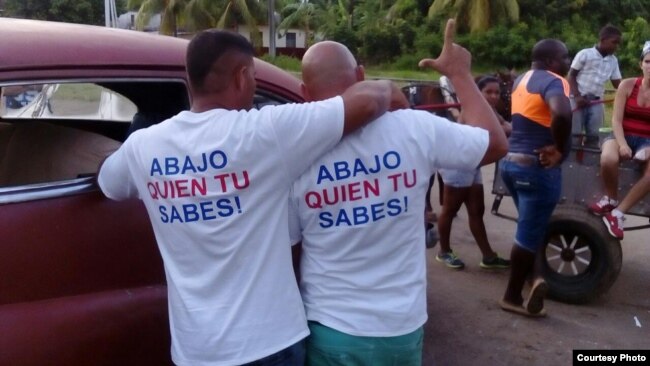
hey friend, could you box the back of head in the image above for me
[186,30,254,94]
[301,41,361,101]
[599,24,621,41]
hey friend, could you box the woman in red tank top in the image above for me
[588,42,650,239]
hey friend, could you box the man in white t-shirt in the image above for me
[97,30,409,366]
[289,20,507,365]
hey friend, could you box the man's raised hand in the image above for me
[418,19,471,79]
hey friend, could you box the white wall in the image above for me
[238,25,306,48]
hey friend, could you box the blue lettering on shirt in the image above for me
[316,151,402,184]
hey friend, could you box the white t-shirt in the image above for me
[289,109,488,337]
[98,97,344,366]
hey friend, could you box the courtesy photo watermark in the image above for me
[574,350,649,365]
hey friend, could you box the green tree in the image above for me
[4,0,50,19]
[619,17,650,75]
[50,0,98,25]
[127,0,190,36]
[4,0,124,25]
[190,0,266,44]
[278,0,323,46]
[428,0,519,33]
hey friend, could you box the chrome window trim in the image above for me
[0,78,189,87]
[0,177,97,205]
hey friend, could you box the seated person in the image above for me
[588,42,650,239]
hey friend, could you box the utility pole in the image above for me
[268,0,276,58]
[105,0,118,28]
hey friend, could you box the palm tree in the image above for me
[278,0,324,46]
[127,0,189,36]
[428,0,519,33]
[184,0,265,46]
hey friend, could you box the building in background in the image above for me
[115,11,306,58]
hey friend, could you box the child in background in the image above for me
[568,25,622,146]
[435,76,511,269]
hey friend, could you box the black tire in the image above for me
[541,204,622,304]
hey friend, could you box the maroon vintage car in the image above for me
[0,18,304,366]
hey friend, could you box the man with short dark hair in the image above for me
[97,29,408,366]
[499,39,573,318]
[568,25,622,146]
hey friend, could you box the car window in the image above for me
[0,81,297,203]
[253,92,286,109]
[0,80,189,195]
[1,83,137,121]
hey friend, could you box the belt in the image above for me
[503,153,539,167]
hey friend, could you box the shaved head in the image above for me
[301,41,363,101]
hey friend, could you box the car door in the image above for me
[0,79,189,366]
[0,76,304,365]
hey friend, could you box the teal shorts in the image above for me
[306,321,424,366]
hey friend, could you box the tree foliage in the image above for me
[4,0,650,74]
[3,0,126,25]
[428,0,519,33]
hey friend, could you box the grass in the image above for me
[51,83,101,102]
[364,68,441,86]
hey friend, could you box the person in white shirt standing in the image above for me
[568,24,622,146]
[97,30,409,366]
[289,19,507,365]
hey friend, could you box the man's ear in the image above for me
[301,83,312,102]
[233,65,247,91]
[356,65,365,82]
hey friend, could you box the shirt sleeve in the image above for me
[97,139,139,201]
[288,186,302,245]
[543,77,570,101]
[570,49,586,70]
[611,58,622,80]
[408,110,488,171]
[267,96,345,181]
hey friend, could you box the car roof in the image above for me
[0,17,303,101]
[0,17,187,71]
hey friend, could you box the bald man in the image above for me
[289,20,507,365]
[498,39,572,318]
[98,30,410,366]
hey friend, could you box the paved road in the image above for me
[422,162,650,365]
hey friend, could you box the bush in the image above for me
[412,26,443,61]
[390,53,427,71]
[259,55,301,72]
[326,24,359,56]
[619,17,650,75]
[358,24,402,65]
[461,23,533,70]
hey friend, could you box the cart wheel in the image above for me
[542,204,622,304]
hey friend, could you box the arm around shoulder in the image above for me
[339,80,408,135]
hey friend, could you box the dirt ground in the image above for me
[421,163,650,366]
